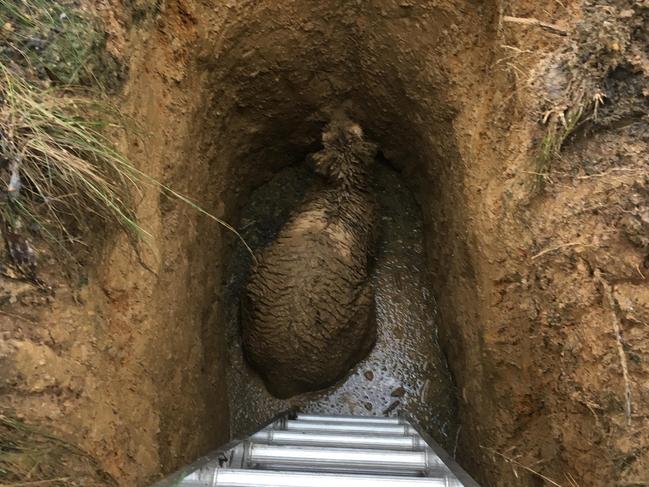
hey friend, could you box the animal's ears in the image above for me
[321,120,345,146]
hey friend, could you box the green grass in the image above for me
[0,0,121,88]
[0,62,144,250]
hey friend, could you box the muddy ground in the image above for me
[1,1,649,487]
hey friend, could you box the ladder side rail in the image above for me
[401,413,482,487]
[212,469,465,487]
[151,409,296,487]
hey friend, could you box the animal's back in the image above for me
[242,190,378,398]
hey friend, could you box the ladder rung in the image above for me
[279,420,417,436]
[246,444,448,476]
[251,430,428,451]
[295,414,405,425]
[205,468,464,486]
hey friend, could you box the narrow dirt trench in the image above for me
[125,0,496,479]
[2,1,649,486]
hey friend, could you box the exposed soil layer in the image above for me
[1,1,649,487]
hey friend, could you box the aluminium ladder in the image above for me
[153,412,481,487]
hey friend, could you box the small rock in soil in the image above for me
[364,370,374,381]
[391,386,406,397]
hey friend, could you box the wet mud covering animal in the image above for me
[242,116,380,398]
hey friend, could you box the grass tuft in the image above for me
[0,62,144,252]
[0,62,255,270]
[0,413,116,486]
[0,1,253,278]
[533,90,598,192]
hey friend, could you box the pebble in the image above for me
[391,386,406,397]
[364,370,374,381]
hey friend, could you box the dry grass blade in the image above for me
[146,179,257,262]
[533,93,594,192]
[595,269,634,426]
[481,445,567,487]
[0,414,116,486]
[531,241,594,260]
[503,15,568,36]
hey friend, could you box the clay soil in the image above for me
[2,1,649,486]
